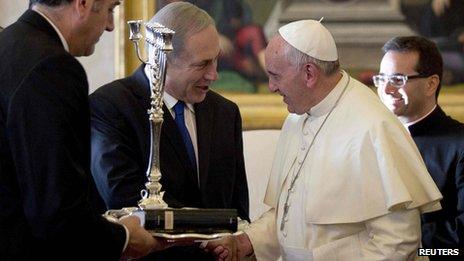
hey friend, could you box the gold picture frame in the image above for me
[114,0,156,78]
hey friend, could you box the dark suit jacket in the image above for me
[90,65,249,260]
[408,106,464,251]
[0,10,126,260]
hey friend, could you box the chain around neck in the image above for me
[280,75,351,232]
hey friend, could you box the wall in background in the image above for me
[244,0,277,26]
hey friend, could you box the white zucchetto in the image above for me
[278,19,338,62]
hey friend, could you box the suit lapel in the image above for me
[195,95,213,190]
[128,65,150,106]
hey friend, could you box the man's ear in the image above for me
[74,0,92,18]
[304,63,318,89]
[425,74,439,97]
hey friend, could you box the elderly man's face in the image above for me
[164,25,220,104]
[265,36,308,114]
[72,0,119,56]
[377,51,429,122]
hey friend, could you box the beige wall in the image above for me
[0,0,115,93]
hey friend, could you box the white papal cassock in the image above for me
[245,71,442,261]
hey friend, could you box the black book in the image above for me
[144,208,238,234]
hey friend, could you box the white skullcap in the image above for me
[278,19,338,61]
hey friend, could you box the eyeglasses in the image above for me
[372,74,429,88]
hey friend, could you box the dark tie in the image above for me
[173,101,197,172]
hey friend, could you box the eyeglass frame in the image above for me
[372,73,430,88]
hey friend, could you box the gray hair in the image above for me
[149,2,215,61]
[281,38,340,76]
[29,0,73,7]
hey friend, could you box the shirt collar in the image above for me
[144,64,195,113]
[308,70,348,117]
[403,104,437,128]
[33,9,69,52]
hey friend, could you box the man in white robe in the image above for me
[205,19,442,261]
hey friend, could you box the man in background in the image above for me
[0,0,167,260]
[376,36,464,255]
[90,2,249,260]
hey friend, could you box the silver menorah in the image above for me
[127,20,174,210]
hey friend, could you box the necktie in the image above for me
[173,101,197,172]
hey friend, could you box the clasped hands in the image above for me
[201,233,254,261]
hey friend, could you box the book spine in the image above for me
[144,209,238,234]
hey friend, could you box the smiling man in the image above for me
[205,20,442,261]
[376,36,464,256]
[89,2,249,260]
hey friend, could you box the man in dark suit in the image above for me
[90,2,249,260]
[0,0,166,260]
[376,36,464,255]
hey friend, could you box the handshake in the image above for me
[201,233,255,261]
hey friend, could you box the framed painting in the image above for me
[114,0,464,130]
